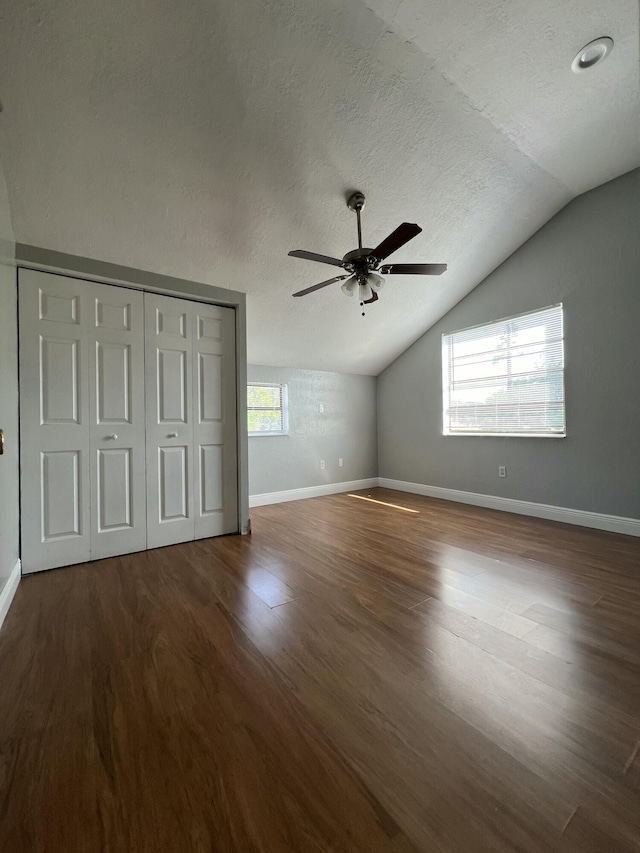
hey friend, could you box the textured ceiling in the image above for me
[0,0,638,374]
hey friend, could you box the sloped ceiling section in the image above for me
[0,0,638,374]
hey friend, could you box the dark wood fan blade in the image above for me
[292,275,348,297]
[362,289,379,305]
[369,223,422,261]
[380,263,447,275]
[288,250,344,267]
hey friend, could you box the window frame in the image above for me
[247,382,289,437]
[441,304,566,438]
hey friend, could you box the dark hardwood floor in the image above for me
[1,488,639,851]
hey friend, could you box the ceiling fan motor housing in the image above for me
[343,247,378,280]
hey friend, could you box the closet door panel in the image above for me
[19,270,91,573]
[97,448,132,529]
[158,446,189,520]
[145,293,195,548]
[41,451,83,539]
[40,337,81,423]
[89,284,146,559]
[193,303,238,538]
[198,444,223,515]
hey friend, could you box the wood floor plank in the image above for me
[521,602,640,664]
[417,597,640,722]
[414,583,539,637]
[1,487,639,851]
[242,565,299,608]
[559,803,640,853]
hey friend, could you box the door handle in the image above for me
[106,434,118,440]
[167,432,178,438]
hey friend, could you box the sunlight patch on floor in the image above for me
[348,494,420,513]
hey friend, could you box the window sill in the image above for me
[443,432,566,438]
[248,432,290,437]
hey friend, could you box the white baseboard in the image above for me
[378,478,640,538]
[250,478,379,508]
[250,475,640,537]
[0,560,21,632]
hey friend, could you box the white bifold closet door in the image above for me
[19,269,147,573]
[19,271,238,574]
[145,292,237,548]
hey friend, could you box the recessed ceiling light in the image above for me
[571,37,614,73]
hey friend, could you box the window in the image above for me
[442,305,565,437]
[247,383,289,435]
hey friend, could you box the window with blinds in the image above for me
[247,383,289,435]
[442,305,565,437]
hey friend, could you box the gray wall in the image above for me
[0,155,18,598]
[248,365,377,496]
[378,168,640,519]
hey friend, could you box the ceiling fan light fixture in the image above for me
[358,282,373,303]
[368,272,384,291]
[571,37,614,73]
[341,276,357,297]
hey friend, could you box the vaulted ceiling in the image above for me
[0,0,638,374]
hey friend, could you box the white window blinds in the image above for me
[247,383,288,435]
[442,305,565,437]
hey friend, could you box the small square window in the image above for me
[247,383,289,436]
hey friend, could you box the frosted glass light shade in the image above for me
[358,283,372,303]
[341,275,357,297]
[368,272,384,291]
[341,273,384,300]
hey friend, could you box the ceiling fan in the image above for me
[289,191,447,312]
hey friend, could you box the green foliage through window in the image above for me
[248,383,288,434]
[442,305,565,437]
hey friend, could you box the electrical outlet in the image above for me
[338,458,344,468]
[498,465,507,478]
[318,403,324,414]
[320,460,325,470]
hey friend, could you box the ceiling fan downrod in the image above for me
[347,191,366,250]
[346,191,378,314]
